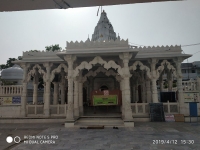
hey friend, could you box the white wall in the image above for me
[0,106,21,117]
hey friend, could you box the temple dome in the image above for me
[92,10,117,41]
[1,64,23,80]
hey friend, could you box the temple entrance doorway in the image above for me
[83,75,122,117]
[100,85,109,91]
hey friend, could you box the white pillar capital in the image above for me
[119,52,132,67]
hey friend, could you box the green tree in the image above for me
[0,58,17,70]
[45,44,62,51]
[6,58,17,68]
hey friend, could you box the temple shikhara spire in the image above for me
[92,10,117,41]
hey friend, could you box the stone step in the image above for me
[75,117,124,127]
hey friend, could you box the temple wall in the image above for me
[0,105,21,118]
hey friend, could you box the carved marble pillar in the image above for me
[78,76,87,116]
[175,58,185,114]
[79,82,83,116]
[141,82,146,103]
[43,63,52,117]
[20,63,30,117]
[119,53,133,123]
[150,58,159,103]
[159,74,163,92]
[167,70,173,92]
[74,78,79,118]
[33,83,38,104]
[33,71,39,105]
[65,55,76,121]
[43,83,46,103]
[132,85,136,102]
[60,71,65,104]
[120,79,124,118]
[53,82,59,105]
[146,80,152,103]
[135,82,139,102]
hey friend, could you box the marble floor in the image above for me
[0,122,200,150]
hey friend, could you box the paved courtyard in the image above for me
[0,122,200,150]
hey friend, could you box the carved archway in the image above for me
[50,63,68,82]
[129,61,151,79]
[73,56,123,77]
[27,64,46,82]
[84,67,119,78]
[156,60,177,79]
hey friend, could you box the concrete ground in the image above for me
[0,122,200,150]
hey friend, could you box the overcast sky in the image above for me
[0,0,200,65]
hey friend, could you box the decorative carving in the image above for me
[27,64,46,82]
[66,39,129,49]
[129,61,151,79]
[50,63,68,81]
[73,56,123,77]
[156,60,177,79]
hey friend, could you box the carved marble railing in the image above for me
[162,87,177,92]
[163,101,179,114]
[26,105,44,116]
[131,103,149,116]
[131,102,179,116]
[0,85,23,96]
[26,104,68,116]
[50,104,68,116]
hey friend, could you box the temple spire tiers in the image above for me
[20,63,30,117]
[119,52,134,127]
[43,62,53,117]
[92,10,117,42]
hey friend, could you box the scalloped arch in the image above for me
[129,61,151,79]
[50,63,68,82]
[73,56,123,77]
[156,60,177,78]
[84,67,119,78]
[27,64,46,82]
